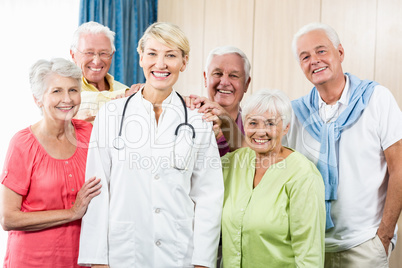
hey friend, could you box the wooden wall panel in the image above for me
[253,0,321,101]
[375,0,402,108]
[202,0,255,98]
[157,0,205,96]
[321,0,377,81]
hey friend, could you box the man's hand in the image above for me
[74,109,96,123]
[377,224,393,255]
[185,94,208,110]
[125,83,144,97]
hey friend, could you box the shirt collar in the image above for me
[318,74,350,108]
[81,73,115,92]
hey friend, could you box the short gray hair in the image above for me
[242,89,292,127]
[70,21,116,53]
[29,58,82,105]
[292,22,340,61]
[205,46,251,81]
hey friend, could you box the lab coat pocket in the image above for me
[109,221,136,267]
[175,218,194,266]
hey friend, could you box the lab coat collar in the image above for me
[139,89,183,141]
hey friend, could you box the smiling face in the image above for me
[244,109,289,157]
[70,33,113,85]
[205,53,250,113]
[140,37,187,94]
[38,74,81,122]
[297,30,344,88]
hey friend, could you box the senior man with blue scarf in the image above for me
[284,22,402,268]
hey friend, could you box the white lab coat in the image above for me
[78,90,224,268]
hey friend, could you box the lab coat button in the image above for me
[155,208,161,213]
[154,174,160,180]
[155,240,161,246]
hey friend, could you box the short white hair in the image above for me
[70,21,116,53]
[242,89,292,127]
[205,46,251,81]
[29,58,82,107]
[292,22,340,61]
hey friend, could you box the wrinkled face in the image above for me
[71,33,113,84]
[38,74,81,121]
[297,30,344,87]
[244,109,288,156]
[140,37,187,92]
[205,53,250,111]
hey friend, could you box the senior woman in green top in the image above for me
[202,89,325,267]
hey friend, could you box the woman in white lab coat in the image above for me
[78,22,224,268]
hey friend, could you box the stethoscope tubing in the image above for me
[113,91,195,150]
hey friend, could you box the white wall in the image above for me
[0,0,80,262]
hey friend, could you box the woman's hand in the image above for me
[0,177,101,232]
[70,177,102,221]
[91,265,109,268]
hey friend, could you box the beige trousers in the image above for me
[325,235,393,268]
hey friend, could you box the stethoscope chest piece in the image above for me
[113,136,125,150]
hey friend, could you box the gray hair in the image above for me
[70,21,116,53]
[242,89,292,127]
[205,46,251,81]
[29,58,82,105]
[292,22,340,61]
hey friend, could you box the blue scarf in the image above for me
[292,73,377,229]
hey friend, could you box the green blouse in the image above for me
[221,147,325,268]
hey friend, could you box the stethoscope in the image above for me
[113,91,196,169]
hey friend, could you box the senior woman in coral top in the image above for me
[0,58,101,267]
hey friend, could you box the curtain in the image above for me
[79,0,158,86]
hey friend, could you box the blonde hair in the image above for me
[137,22,190,58]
